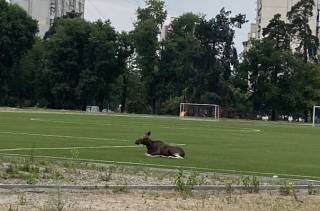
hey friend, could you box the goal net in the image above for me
[179,103,220,120]
[313,106,320,127]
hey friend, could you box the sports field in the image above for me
[0,110,319,179]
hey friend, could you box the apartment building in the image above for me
[10,0,85,37]
[244,0,319,50]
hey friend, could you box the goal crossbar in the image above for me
[180,103,220,106]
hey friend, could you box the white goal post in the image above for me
[313,106,320,127]
[179,103,220,120]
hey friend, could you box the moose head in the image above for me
[135,131,151,145]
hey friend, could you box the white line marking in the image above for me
[155,125,261,132]
[5,111,261,134]
[0,131,130,143]
[30,118,112,126]
[0,145,138,152]
[0,131,187,146]
[169,143,186,146]
[0,153,319,180]
[30,117,260,133]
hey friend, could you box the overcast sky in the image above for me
[84,0,257,53]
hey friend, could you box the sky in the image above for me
[84,0,257,53]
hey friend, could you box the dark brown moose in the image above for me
[135,131,185,159]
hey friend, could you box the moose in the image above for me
[135,131,185,159]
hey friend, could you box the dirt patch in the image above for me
[1,191,320,211]
[0,156,320,210]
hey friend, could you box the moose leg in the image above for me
[168,148,184,159]
[145,153,160,157]
[145,150,161,157]
[172,154,184,159]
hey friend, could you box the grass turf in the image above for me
[0,110,320,179]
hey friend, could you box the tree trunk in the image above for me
[304,110,309,123]
[303,44,308,63]
[271,109,277,121]
[120,74,128,113]
[151,98,156,114]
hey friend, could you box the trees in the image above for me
[240,39,298,119]
[287,0,319,62]
[18,39,49,107]
[45,17,123,109]
[238,0,320,120]
[45,17,92,109]
[263,14,291,50]
[159,9,246,113]
[0,0,38,105]
[194,9,246,106]
[133,0,167,113]
[116,32,135,112]
[2,0,319,118]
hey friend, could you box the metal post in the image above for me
[313,106,316,127]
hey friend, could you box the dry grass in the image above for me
[1,191,320,211]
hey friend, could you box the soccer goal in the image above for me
[179,103,220,120]
[313,106,320,127]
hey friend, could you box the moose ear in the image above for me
[146,131,151,137]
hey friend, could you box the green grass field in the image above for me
[0,110,320,179]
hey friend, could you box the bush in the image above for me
[159,97,181,115]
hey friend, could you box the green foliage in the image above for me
[0,0,38,105]
[241,176,260,193]
[18,193,27,205]
[174,170,190,194]
[159,96,182,115]
[186,171,205,186]
[2,0,320,118]
[18,39,49,107]
[7,205,19,211]
[307,184,318,195]
[43,17,126,109]
[99,165,115,182]
[133,0,167,113]
[6,164,18,175]
[25,173,38,184]
[70,148,80,160]
[287,0,318,62]
[235,0,320,119]
[174,170,204,196]
[160,9,246,111]
[279,180,294,196]
[263,14,291,50]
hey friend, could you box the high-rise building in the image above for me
[244,0,320,50]
[256,0,318,38]
[243,23,258,52]
[160,17,176,41]
[10,0,85,37]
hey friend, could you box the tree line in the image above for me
[0,0,320,120]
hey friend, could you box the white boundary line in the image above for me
[0,152,319,181]
[0,145,139,152]
[29,118,261,133]
[30,118,112,126]
[0,131,186,146]
[0,131,130,143]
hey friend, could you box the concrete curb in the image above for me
[0,184,319,192]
